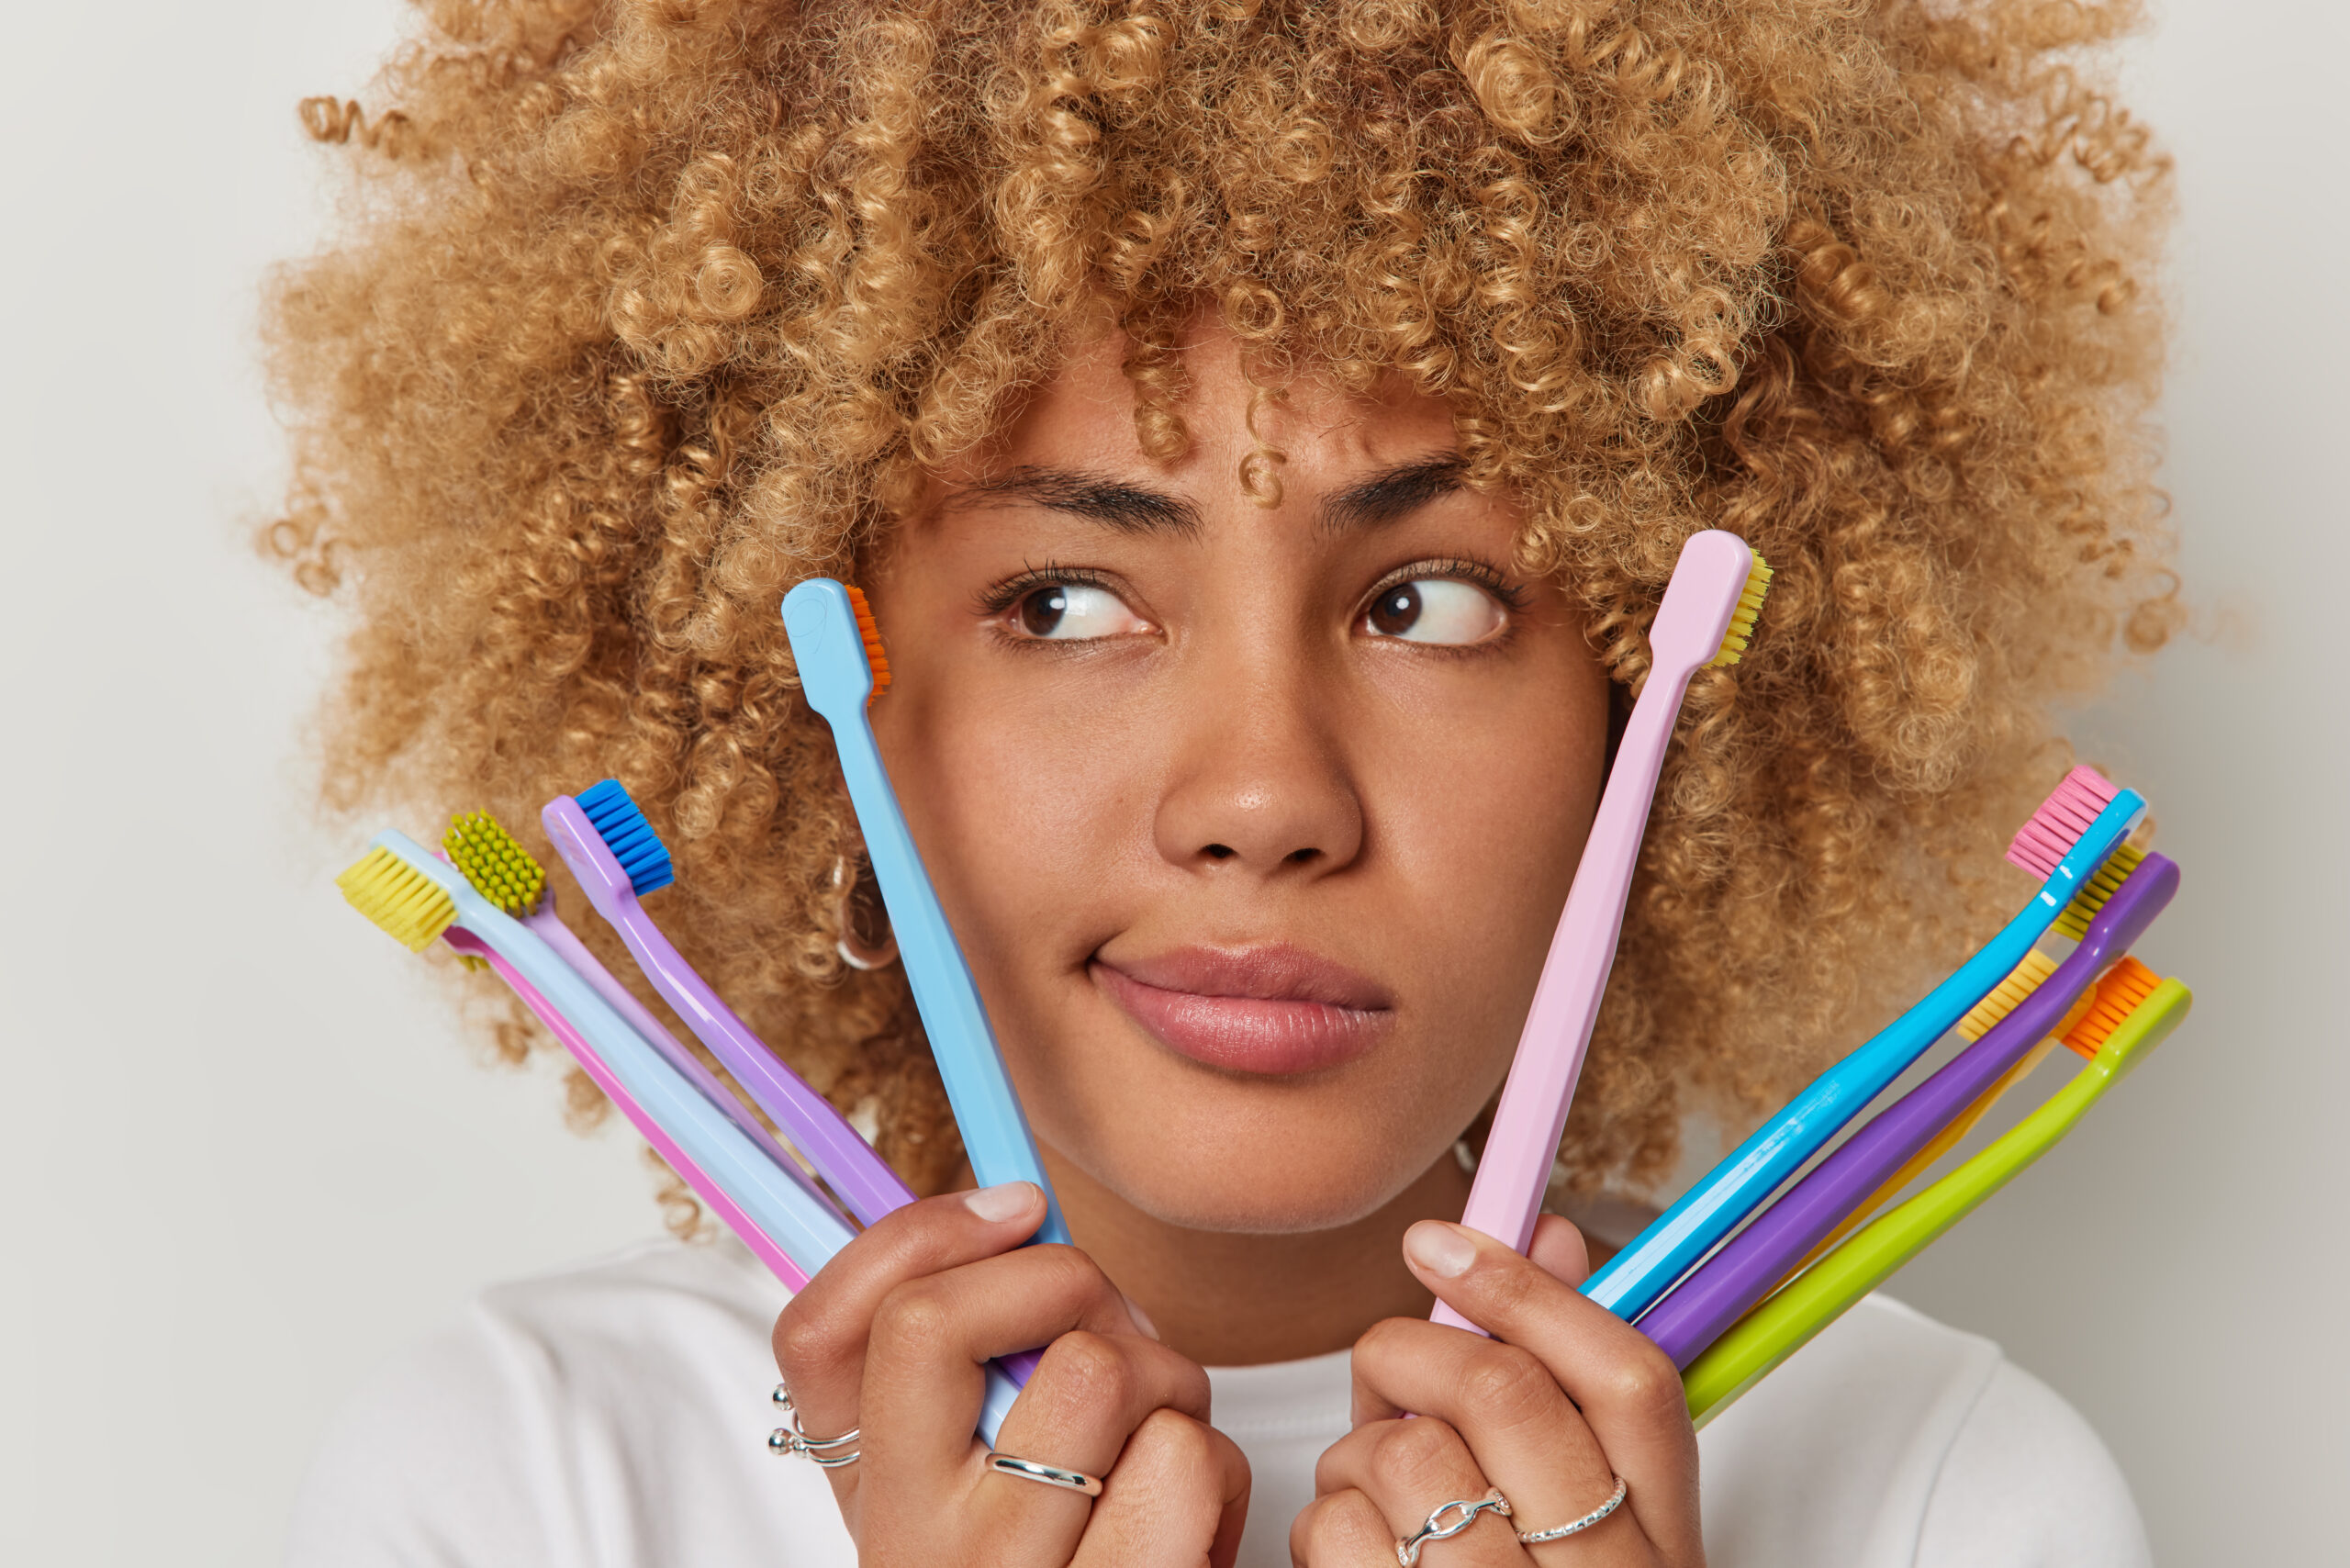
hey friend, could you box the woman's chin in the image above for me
[1079,1135,1443,1237]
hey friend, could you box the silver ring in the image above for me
[985,1450,1105,1497]
[1397,1487,1512,1566]
[1516,1474,1628,1544]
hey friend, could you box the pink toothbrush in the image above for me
[1436,530,1770,1333]
[442,926,809,1290]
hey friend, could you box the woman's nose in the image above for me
[1151,661,1365,877]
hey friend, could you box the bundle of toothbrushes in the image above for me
[336,541,2190,1439]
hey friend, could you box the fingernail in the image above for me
[1404,1221,1479,1280]
[963,1182,1037,1223]
[1121,1294,1161,1340]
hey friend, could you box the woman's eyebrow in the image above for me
[1316,454,1466,536]
[949,465,1202,538]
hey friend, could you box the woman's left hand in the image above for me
[1294,1215,1704,1566]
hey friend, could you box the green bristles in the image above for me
[444,812,548,917]
[1707,549,1774,668]
[338,846,457,953]
[2053,839,2148,943]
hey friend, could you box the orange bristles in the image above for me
[1957,949,2056,1040]
[2061,956,2163,1060]
[844,585,891,702]
[1706,549,1774,668]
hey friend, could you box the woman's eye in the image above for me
[1007,582,1148,642]
[1363,579,1507,645]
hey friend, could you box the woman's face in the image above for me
[867,323,1609,1236]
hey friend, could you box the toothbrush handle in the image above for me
[1680,987,2181,1426]
[1436,655,1694,1329]
[831,701,1071,1247]
[1579,789,2146,1320]
[599,900,917,1226]
[1638,856,2177,1366]
[454,934,811,1290]
[526,905,844,1216]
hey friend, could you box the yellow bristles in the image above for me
[337,846,457,953]
[1706,548,1773,667]
[2061,956,2163,1060]
[1957,948,2057,1041]
[845,585,891,702]
[2052,839,2148,942]
[444,812,547,917]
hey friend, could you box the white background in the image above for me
[1,3,2340,1562]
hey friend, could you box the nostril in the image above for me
[1284,847,1319,866]
[1203,844,1236,861]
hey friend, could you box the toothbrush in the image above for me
[541,784,918,1226]
[337,833,857,1271]
[1771,883,2139,1285]
[446,813,839,1213]
[1436,530,1770,1333]
[1579,767,2147,1321]
[440,925,810,1290]
[1682,959,2190,1426]
[442,815,1033,1441]
[1637,851,2179,1367]
[783,578,1071,1248]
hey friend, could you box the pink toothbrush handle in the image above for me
[1438,531,1754,1333]
[522,903,841,1216]
[447,931,809,1290]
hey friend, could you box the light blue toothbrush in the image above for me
[783,579,1071,1247]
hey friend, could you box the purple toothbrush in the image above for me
[1637,852,2179,1367]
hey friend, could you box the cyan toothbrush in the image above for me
[1437,529,1770,1333]
[541,783,916,1226]
[1682,959,2190,1425]
[337,833,857,1272]
[783,578,1071,1248]
[1580,767,2147,1321]
[1637,850,2179,1366]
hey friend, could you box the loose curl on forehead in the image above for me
[268,0,2175,1205]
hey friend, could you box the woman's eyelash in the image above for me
[1366,558,1529,610]
[974,563,1113,617]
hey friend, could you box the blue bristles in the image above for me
[576,778,676,896]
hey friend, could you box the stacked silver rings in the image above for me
[767,1383,861,1469]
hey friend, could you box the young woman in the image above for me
[271,3,2175,1563]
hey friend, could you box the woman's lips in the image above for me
[1091,945,1393,1075]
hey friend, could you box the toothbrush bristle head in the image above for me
[338,845,457,952]
[444,811,548,917]
[2060,956,2164,1060]
[845,585,891,701]
[2007,766,2120,879]
[2052,837,2149,942]
[576,778,676,897]
[1956,948,2057,1041]
[1704,549,1774,669]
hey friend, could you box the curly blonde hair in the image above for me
[267,0,2176,1206]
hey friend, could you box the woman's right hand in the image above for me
[772,1181,1252,1567]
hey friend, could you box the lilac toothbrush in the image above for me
[543,784,917,1226]
[442,816,838,1213]
[1636,850,2180,1367]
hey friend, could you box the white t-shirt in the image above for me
[285,1237,2149,1568]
